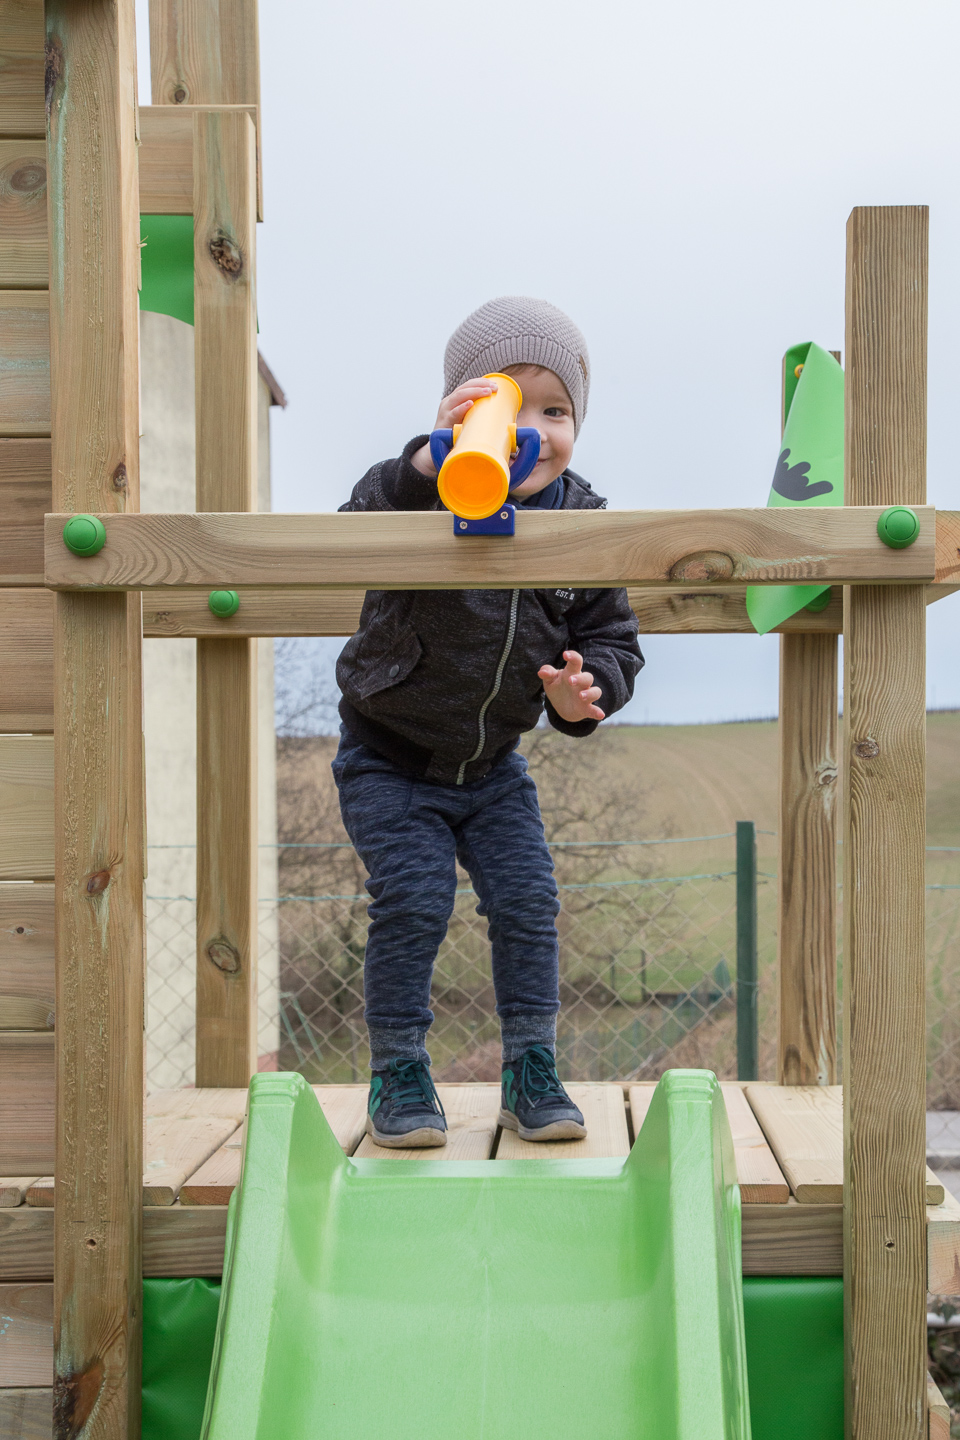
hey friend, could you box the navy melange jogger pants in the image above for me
[332,729,561,1071]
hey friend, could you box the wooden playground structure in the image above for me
[1,0,960,1435]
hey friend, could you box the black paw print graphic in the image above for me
[771,448,834,502]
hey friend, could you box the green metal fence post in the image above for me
[736,821,759,1081]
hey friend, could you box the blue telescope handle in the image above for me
[428,427,542,491]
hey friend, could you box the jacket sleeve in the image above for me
[338,435,441,512]
[545,587,644,737]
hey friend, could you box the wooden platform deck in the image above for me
[1,1081,957,1289]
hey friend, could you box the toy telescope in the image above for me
[429,373,541,535]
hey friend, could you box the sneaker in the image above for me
[499,1045,586,1142]
[366,1058,447,1148]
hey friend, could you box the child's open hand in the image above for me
[538,650,605,723]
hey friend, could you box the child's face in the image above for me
[504,365,576,498]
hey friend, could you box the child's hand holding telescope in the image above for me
[411,379,502,478]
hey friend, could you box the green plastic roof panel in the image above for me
[200,1069,751,1440]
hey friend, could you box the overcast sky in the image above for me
[139,0,959,725]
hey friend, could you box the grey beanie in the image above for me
[443,295,590,435]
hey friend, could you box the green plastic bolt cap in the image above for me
[804,587,832,613]
[877,505,920,549]
[62,514,106,557]
[208,589,240,618]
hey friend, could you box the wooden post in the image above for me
[148,0,261,215]
[778,631,838,1083]
[46,0,145,1434]
[193,109,259,1087]
[842,205,928,1439]
[778,349,839,1086]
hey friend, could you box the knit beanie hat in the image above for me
[443,296,591,435]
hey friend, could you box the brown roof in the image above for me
[257,351,287,408]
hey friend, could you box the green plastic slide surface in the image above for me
[200,1069,750,1440]
[746,341,844,635]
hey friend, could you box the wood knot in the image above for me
[668,551,735,583]
[817,765,838,787]
[173,86,187,103]
[854,739,880,760]
[209,232,243,278]
[85,869,111,895]
[207,938,241,974]
[9,161,45,194]
[54,1356,104,1439]
[111,462,128,492]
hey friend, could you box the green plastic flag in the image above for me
[745,342,844,636]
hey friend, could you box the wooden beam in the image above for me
[0,1031,53,1172]
[42,504,939,592]
[0,141,47,287]
[193,107,259,1088]
[0,291,49,436]
[0,0,45,139]
[46,0,145,1432]
[0,588,53,729]
[138,102,256,214]
[777,632,838,1084]
[842,205,928,1440]
[935,507,960,586]
[148,0,262,217]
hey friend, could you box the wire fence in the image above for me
[144,838,960,1101]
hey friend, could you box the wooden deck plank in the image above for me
[142,1116,240,1205]
[0,291,49,437]
[0,1281,52,1385]
[24,1178,51,1206]
[144,1087,248,1121]
[493,1084,629,1160]
[628,1083,789,1203]
[0,1179,39,1208]
[0,588,53,731]
[42,506,938,594]
[0,887,53,1014]
[355,1085,501,1161]
[746,1084,942,1203]
[0,439,50,585]
[180,1087,368,1202]
[0,141,47,289]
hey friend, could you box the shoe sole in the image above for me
[365,1115,447,1149]
[498,1107,587,1142]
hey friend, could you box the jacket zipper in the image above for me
[456,589,521,786]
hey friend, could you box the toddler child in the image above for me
[334,296,644,1146]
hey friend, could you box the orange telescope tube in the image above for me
[436,373,522,521]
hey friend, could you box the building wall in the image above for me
[139,310,279,1089]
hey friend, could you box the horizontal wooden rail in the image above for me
[139,105,262,219]
[44,506,939,592]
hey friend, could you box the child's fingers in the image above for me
[538,664,560,682]
[586,703,605,720]
[578,686,602,705]
[567,671,594,689]
[562,649,584,670]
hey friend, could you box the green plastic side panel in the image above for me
[140,1265,844,1440]
[742,1277,844,1439]
[196,1069,749,1440]
[142,1278,221,1440]
[745,341,844,635]
[140,214,194,326]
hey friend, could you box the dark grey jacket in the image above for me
[336,436,644,785]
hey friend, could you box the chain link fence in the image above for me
[145,838,960,1099]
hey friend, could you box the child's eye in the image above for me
[543,407,566,417]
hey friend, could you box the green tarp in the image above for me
[139,214,195,326]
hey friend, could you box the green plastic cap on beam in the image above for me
[877,506,920,549]
[208,590,240,618]
[62,514,106,557]
[804,587,832,613]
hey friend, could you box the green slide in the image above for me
[200,1069,750,1439]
